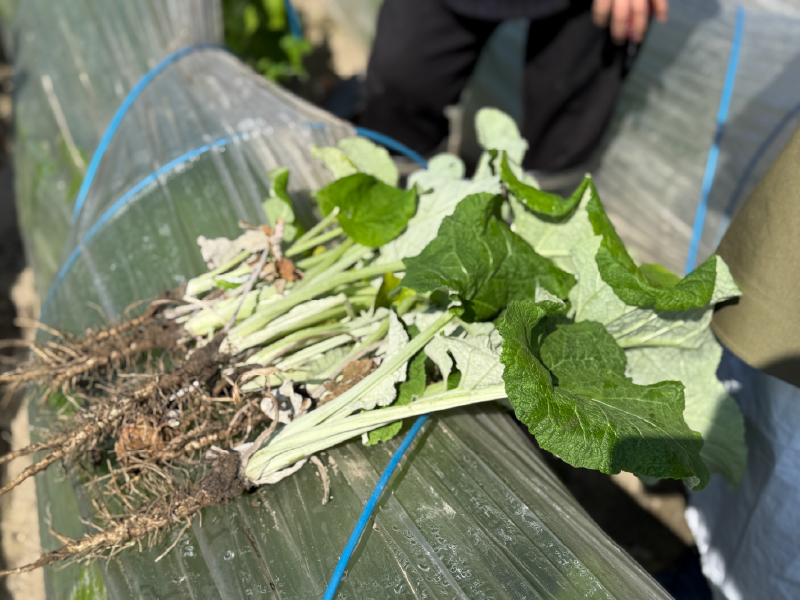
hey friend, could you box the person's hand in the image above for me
[592,0,668,45]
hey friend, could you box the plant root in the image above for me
[0,333,229,499]
[0,453,248,577]
[0,320,185,395]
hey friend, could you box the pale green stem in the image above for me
[297,242,369,289]
[275,334,357,372]
[290,239,354,292]
[313,318,390,384]
[247,310,387,369]
[295,252,329,271]
[184,288,261,337]
[245,383,505,480]
[273,311,455,442]
[285,227,344,258]
[186,250,251,296]
[230,292,377,354]
[286,207,339,252]
[246,322,349,365]
[229,261,405,340]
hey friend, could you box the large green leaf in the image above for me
[626,329,747,487]
[498,302,710,489]
[569,236,741,350]
[585,189,718,310]
[472,107,529,179]
[510,183,596,275]
[379,164,501,263]
[316,173,417,247]
[402,193,575,321]
[338,136,399,187]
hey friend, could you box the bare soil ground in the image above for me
[0,54,45,600]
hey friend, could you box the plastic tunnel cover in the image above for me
[9,1,671,598]
[4,0,223,300]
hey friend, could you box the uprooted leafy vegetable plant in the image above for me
[0,108,747,575]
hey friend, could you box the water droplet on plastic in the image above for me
[223,550,235,561]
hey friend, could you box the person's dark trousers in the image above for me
[359,0,636,172]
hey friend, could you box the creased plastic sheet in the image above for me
[46,45,355,336]
[7,1,674,599]
[87,407,671,599]
[1,0,223,299]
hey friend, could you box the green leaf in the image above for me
[263,198,297,243]
[263,0,287,31]
[569,237,741,350]
[585,190,717,310]
[338,137,399,187]
[365,349,427,446]
[268,167,292,206]
[402,193,575,321]
[498,302,711,489]
[316,173,417,247]
[625,329,747,487]
[310,145,358,179]
[423,321,503,394]
[500,153,587,217]
[352,311,410,412]
[639,263,681,288]
[378,173,501,264]
[263,168,298,242]
[407,153,465,191]
[242,4,260,36]
[540,321,628,384]
[509,176,596,274]
[311,136,399,186]
[473,108,529,178]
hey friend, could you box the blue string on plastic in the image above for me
[684,5,745,275]
[43,132,247,316]
[355,126,428,169]
[322,415,430,600]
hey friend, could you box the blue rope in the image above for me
[283,0,303,39]
[355,126,428,169]
[70,44,223,224]
[713,101,800,247]
[42,133,245,317]
[684,5,745,275]
[322,415,430,600]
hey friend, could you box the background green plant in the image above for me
[222,0,312,82]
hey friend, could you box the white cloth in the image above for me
[686,350,800,600]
